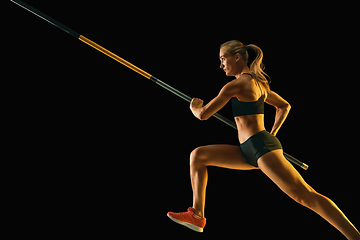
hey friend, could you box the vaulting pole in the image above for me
[11,0,308,170]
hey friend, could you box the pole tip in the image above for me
[302,164,309,170]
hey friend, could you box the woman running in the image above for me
[167,40,360,239]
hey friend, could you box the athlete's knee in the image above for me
[288,186,319,208]
[190,146,208,166]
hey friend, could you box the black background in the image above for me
[7,1,359,238]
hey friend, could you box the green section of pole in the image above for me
[11,0,80,38]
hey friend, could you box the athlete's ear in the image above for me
[235,53,241,62]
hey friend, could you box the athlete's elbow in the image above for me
[276,103,291,114]
[286,103,291,111]
[198,114,209,121]
[279,103,291,111]
[198,112,210,121]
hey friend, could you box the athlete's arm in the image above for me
[190,80,241,121]
[265,90,291,136]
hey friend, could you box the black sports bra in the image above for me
[232,73,264,117]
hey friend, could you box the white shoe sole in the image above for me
[167,213,204,233]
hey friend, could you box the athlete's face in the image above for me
[219,47,239,77]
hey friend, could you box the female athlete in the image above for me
[167,40,359,239]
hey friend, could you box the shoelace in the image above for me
[177,208,194,219]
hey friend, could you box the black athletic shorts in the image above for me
[240,130,282,167]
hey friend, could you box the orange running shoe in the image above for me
[167,207,206,232]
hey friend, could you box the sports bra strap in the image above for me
[241,73,253,77]
[232,72,265,117]
[255,80,262,96]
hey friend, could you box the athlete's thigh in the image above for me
[195,144,259,170]
[258,150,314,196]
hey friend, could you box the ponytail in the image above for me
[246,44,271,94]
[220,40,271,94]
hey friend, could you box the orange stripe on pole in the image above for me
[79,35,152,79]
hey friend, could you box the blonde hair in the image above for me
[220,40,271,93]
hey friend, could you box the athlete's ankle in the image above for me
[191,206,204,218]
[194,211,204,219]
